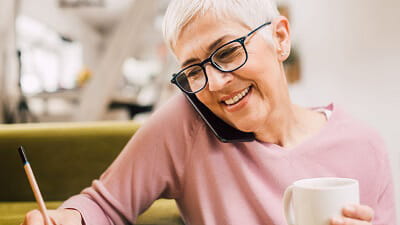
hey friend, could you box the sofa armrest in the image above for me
[0,199,183,225]
[0,121,139,201]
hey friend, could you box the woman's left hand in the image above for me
[330,204,374,225]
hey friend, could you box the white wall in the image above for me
[287,0,400,221]
[20,0,102,70]
[0,0,19,122]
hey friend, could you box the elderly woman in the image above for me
[23,0,396,225]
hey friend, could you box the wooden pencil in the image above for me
[18,146,52,225]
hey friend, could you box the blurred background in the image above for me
[0,0,398,221]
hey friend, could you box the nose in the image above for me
[205,65,233,92]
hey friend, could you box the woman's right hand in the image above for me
[21,208,83,225]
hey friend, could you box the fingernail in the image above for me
[345,205,355,213]
[332,217,344,224]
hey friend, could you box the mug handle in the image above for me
[283,185,296,225]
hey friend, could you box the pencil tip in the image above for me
[18,146,28,165]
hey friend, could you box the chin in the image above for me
[231,120,257,133]
[230,111,267,133]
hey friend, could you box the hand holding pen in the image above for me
[18,146,83,225]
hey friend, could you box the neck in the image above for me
[255,104,326,148]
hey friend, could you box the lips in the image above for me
[223,86,251,105]
[220,86,252,112]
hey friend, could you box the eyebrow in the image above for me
[181,35,233,68]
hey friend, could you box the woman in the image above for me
[23,0,396,224]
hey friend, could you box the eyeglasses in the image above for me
[170,22,271,94]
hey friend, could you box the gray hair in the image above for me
[162,0,280,51]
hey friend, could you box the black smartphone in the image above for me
[184,93,255,143]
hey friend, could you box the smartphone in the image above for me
[184,93,255,143]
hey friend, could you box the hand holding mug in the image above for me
[330,203,374,225]
[283,177,361,225]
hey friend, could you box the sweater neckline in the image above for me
[255,103,336,155]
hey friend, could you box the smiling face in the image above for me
[174,13,292,134]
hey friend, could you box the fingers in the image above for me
[342,204,374,222]
[331,216,371,225]
[22,209,57,225]
[22,209,44,225]
[49,216,58,225]
[330,204,374,225]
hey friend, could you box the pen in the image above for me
[18,146,53,225]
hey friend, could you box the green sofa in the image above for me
[0,121,183,225]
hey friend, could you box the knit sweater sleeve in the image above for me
[370,134,397,225]
[60,94,198,225]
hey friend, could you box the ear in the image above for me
[272,16,291,62]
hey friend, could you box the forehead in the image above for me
[174,14,249,65]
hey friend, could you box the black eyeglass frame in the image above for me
[170,21,272,94]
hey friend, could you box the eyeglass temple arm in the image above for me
[246,21,272,37]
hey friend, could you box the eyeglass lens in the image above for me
[177,41,246,93]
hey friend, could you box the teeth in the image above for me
[224,87,250,105]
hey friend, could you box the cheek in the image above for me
[236,60,272,90]
[235,60,283,111]
[196,91,227,118]
[196,91,209,104]
[196,92,218,109]
[240,50,282,87]
[247,51,278,73]
[244,41,279,74]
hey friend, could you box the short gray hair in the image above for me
[162,0,280,51]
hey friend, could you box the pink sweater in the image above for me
[61,94,396,225]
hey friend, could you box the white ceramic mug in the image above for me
[283,177,359,225]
